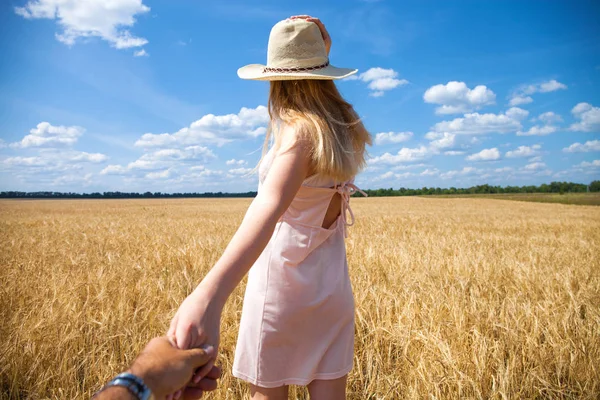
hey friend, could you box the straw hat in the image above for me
[238,18,357,81]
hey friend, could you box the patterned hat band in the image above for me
[263,60,330,74]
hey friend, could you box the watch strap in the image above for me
[95,372,153,400]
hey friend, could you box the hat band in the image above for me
[263,60,329,74]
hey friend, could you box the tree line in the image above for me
[1,181,598,199]
[362,181,600,197]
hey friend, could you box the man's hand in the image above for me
[128,336,221,399]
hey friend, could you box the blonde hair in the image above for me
[264,80,372,183]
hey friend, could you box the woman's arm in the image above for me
[199,138,311,307]
[169,126,311,353]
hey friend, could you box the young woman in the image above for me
[169,16,371,400]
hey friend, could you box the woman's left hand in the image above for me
[289,15,331,56]
[167,287,223,385]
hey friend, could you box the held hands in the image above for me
[127,336,221,400]
[290,15,331,56]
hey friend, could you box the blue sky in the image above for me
[1,0,599,193]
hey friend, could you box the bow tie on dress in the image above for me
[336,182,368,237]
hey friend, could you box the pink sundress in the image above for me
[232,147,366,387]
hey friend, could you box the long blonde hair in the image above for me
[264,79,372,183]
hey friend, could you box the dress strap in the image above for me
[336,182,368,237]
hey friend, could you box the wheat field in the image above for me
[1,197,599,399]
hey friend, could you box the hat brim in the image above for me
[237,63,358,81]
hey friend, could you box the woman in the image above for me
[169,16,371,400]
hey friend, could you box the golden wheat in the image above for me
[1,197,599,399]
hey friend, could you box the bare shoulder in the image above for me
[258,123,313,196]
[276,122,313,156]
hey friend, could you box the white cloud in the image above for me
[569,102,600,132]
[83,106,274,191]
[226,159,247,166]
[430,110,524,135]
[444,150,465,156]
[228,167,253,175]
[391,163,428,171]
[494,167,514,173]
[516,125,558,136]
[420,168,439,176]
[515,109,560,136]
[440,167,481,180]
[508,79,567,105]
[146,169,173,180]
[375,171,394,181]
[505,107,530,120]
[135,105,269,148]
[539,80,568,93]
[423,81,496,115]
[466,147,500,161]
[372,171,414,182]
[4,149,108,175]
[424,132,441,140]
[68,151,108,163]
[521,79,567,95]
[52,173,93,187]
[529,156,543,162]
[14,0,150,50]
[11,122,84,148]
[4,156,48,167]
[192,168,223,178]
[142,167,234,190]
[428,132,456,150]
[100,164,129,175]
[374,131,413,145]
[101,145,215,174]
[577,160,600,168]
[142,146,215,163]
[4,151,105,167]
[509,96,533,106]
[535,111,562,124]
[370,146,431,165]
[572,102,592,114]
[505,144,542,158]
[346,67,408,97]
[562,140,600,153]
[523,162,547,171]
[387,131,467,163]
[518,167,552,176]
[133,49,148,57]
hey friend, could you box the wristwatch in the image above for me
[94,372,154,400]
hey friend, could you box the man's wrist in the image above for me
[126,366,157,398]
[94,385,137,400]
[94,373,153,400]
